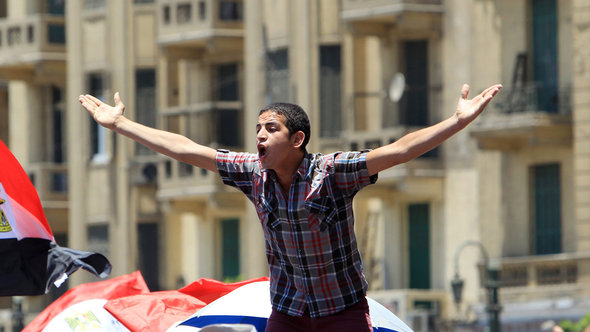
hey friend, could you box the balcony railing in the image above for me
[27,163,68,206]
[157,157,223,200]
[157,0,243,47]
[494,252,590,303]
[339,127,443,183]
[471,82,573,150]
[340,85,442,159]
[499,252,589,288]
[491,82,571,115]
[0,14,65,67]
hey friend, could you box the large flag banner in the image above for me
[0,139,111,296]
[25,272,269,332]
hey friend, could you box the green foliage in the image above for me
[559,314,590,332]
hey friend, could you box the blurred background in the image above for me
[0,0,588,331]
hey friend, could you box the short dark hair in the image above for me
[259,102,311,151]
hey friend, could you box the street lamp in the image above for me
[451,240,502,332]
[12,296,24,331]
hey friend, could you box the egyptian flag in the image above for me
[0,139,111,296]
[25,272,269,331]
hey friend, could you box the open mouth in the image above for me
[258,145,267,158]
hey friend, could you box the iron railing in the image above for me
[492,82,571,115]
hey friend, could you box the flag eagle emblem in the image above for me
[0,198,12,233]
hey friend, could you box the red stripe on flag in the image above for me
[104,276,269,331]
[178,276,269,303]
[104,291,207,331]
[0,140,53,238]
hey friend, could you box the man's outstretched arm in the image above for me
[79,92,218,173]
[366,84,502,176]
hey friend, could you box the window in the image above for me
[531,163,561,255]
[408,203,430,289]
[532,0,558,112]
[319,45,342,138]
[27,25,34,43]
[198,1,206,20]
[216,63,239,101]
[177,3,192,24]
[219,0,243,21]
[0,0,6,18]
[266,49,289,103]
[48,24,65,44]
[87,224,109,258]
[51,86,64,163]
[138,223,160,291]
[46,0,65,15]
[215,109,240,147]
[135,69,156,156]
[7,27,21,46]
[221,218,240,280]
[163,5,171,24]
[88,74,108,162]
[0,88,7,143]
[400,40,428,127]
[51,86,67,192]
[214,63,241,148]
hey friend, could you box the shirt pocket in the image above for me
[305,196,337,231]
[256,194,283,229]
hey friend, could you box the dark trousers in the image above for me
[265,298,372,332]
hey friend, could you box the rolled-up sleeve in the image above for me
[216,149,259,199]
[330,151,378,196]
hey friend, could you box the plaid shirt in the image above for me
[216,150,378,318]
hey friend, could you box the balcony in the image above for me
[341,0,443,23]
[342,127,443,183]
[157,157,222,201]
[157,0,243,52]
[27,163,68,209]
[497,252,590,303]
[471,82,572,150]
[157,101,243,200]
[0,14,66,80]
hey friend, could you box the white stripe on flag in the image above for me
[0,183,53,241]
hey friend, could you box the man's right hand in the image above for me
[79,92,125,130]
[78,91,218,172]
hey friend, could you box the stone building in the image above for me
[0,0,589,330]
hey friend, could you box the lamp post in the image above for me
[451,240,502,332]
[12,296,24,331]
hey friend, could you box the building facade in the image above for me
[1,0,589,331]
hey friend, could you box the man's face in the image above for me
[256,111,295,170]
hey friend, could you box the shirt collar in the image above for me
[258,152,316,181]
[297,153,316,180]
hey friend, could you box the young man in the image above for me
[79,83,501,331]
